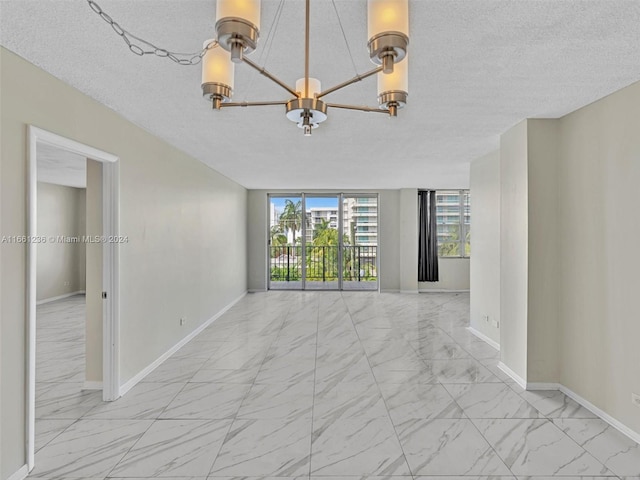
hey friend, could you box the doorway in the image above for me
[268,193,378,291]
[26,126,120,471]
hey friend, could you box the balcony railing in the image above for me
[270,245,377,283]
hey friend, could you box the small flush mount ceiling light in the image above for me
[203,0,409,135]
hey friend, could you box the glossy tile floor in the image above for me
[31,292,640,479]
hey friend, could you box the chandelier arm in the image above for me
[241,57,300,98]
[220,100,290,107]
[326,103,390,114]
[316,65,384,99]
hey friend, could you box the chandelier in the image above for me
[202,0,410,136]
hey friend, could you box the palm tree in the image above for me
[312,218,330,240]
[278,199,303,244]
[269,225,288,258]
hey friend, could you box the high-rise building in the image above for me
[342,197,378,246]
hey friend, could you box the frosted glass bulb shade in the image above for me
[216,0,261,29]
[201,41,234,91]
[368,0,409,40]
[378,55,408,95]
[296,77,322,98]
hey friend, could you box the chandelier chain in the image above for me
[86,0,217,65]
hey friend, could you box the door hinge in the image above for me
[102,291,107,299]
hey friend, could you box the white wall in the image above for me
[36,182,86,301]
[557,80,640,434]
[469,150,500,344]
[0,47,248,478]
[499,120,529,382]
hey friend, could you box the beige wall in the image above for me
[378,190,401,292]
[492,81,640,435]
[85,160,102,383]
[557,81,640,433]
[0,47,248,478]
[419,258,470,292]
[499,119,562,382]
[399,188,418,292]
[526,119,560,383]
[499,120,529,381]
[469,150,500,344]
[36,182,86,301]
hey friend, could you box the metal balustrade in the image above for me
[269,245,377,283]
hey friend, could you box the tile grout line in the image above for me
[342,292,415,478]
[207,298,291,477]
[308,293,322,479]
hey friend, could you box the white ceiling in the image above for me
[37,142,87,188]
[2,0,640,189]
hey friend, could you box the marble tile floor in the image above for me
[29,291,640,479]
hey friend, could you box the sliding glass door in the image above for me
[304,195,340,290]
[269,195,303,290]
[268,193,378,291]
[342,195,378,291]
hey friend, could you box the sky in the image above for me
[270,196,339,210]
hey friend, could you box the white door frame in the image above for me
[26,126,121,470]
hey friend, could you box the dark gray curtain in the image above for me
[418,190,439,282]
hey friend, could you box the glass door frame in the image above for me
[267,193,304,291]
[267,192,379,291]
[341,193,380,291]
[302,193,342,291]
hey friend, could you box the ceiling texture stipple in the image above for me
[2,0,640,189]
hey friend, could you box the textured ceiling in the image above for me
[37,142,87,188]
[2,0,640,189]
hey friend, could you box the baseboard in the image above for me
[7,464,28,480]
[36,290,86,305]
[82,381,103,390]
[248,289,266,293]
[526,382,561,390]
[119,291,247,396]
[467,326,500,350]
[557,385,640,444]
[519,380,640,445]
[419,289,470,293]
[380,289,400,293]
[400,289,419,294]
[497,361,527,389]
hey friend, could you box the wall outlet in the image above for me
[632,393,640,408]
[482,315,489,323]
[491,318,500,328]
[179,317,187,326]
[64,281,70,286]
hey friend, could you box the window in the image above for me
[436,190,470,257]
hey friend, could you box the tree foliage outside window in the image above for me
[436,190,470,257]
